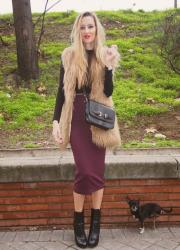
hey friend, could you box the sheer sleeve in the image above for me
[52,63,65,122]
[103,66,113,97]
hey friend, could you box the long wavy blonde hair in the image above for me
[70,11,106,89]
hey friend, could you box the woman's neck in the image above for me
[84,42,94,50]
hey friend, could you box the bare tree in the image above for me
[12,0,39,84]
[160,13,180,74]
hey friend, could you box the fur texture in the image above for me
[59,46,121,150]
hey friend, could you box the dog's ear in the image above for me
[126,195,131,202]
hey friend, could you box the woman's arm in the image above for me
[103,44,120,97]
[52,63,65,122]
[103,66,113,97]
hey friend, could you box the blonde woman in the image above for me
[52,11,121,248]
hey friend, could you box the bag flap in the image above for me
[87,100,115,123]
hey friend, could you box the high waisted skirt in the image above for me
[70,93,106,195]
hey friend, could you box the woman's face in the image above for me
[80,16,96,48]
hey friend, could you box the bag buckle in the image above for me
[94,111,103,117]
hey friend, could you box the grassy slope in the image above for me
[0,9,180,148]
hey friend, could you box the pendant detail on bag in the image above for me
[104,113,108,119]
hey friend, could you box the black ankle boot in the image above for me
[73,210,87,248]
[88,208,101,248]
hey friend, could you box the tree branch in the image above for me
[33,0,62,28]
[35,0,63,53]
[37,0,49,51]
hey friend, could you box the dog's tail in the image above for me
[161,207,173,214]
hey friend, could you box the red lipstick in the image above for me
[84,34,91,39]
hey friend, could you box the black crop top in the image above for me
[53,50,113,122]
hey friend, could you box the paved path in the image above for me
[1,227,180,250]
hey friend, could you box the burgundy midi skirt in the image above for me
[70,93,106,195]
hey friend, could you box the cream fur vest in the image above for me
[59,46,121,150]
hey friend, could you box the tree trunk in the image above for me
[12,0,39,83]
[174,0,177,8]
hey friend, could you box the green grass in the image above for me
[23,143,42,148]
[35,11,77,25]
[106,29,125,38]
[37,42,67,93]
[0,91,54,129]
[0,9,180,148]
[113,79,178,120]
[124,138,180,148]
[41,42,66,57]
[0,34,16,43]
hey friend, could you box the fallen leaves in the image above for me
[145,128,158,133]
[36,83,47,95]
[175,116,180,121]
[154,133,167,139]
[145,97,156,104]
[145,127,167,140]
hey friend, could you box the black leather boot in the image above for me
[73,210,87,248]
[88,208,101,248]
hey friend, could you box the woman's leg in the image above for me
[73,191,87,248]
[73,191,85,211]
[88,188,104,247]
[91,188,104,209]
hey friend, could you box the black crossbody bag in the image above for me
[83,86,115,130]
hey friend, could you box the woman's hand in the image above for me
[52,120,63,144]
[105,45,119,69]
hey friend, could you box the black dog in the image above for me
[126,196,172,234]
